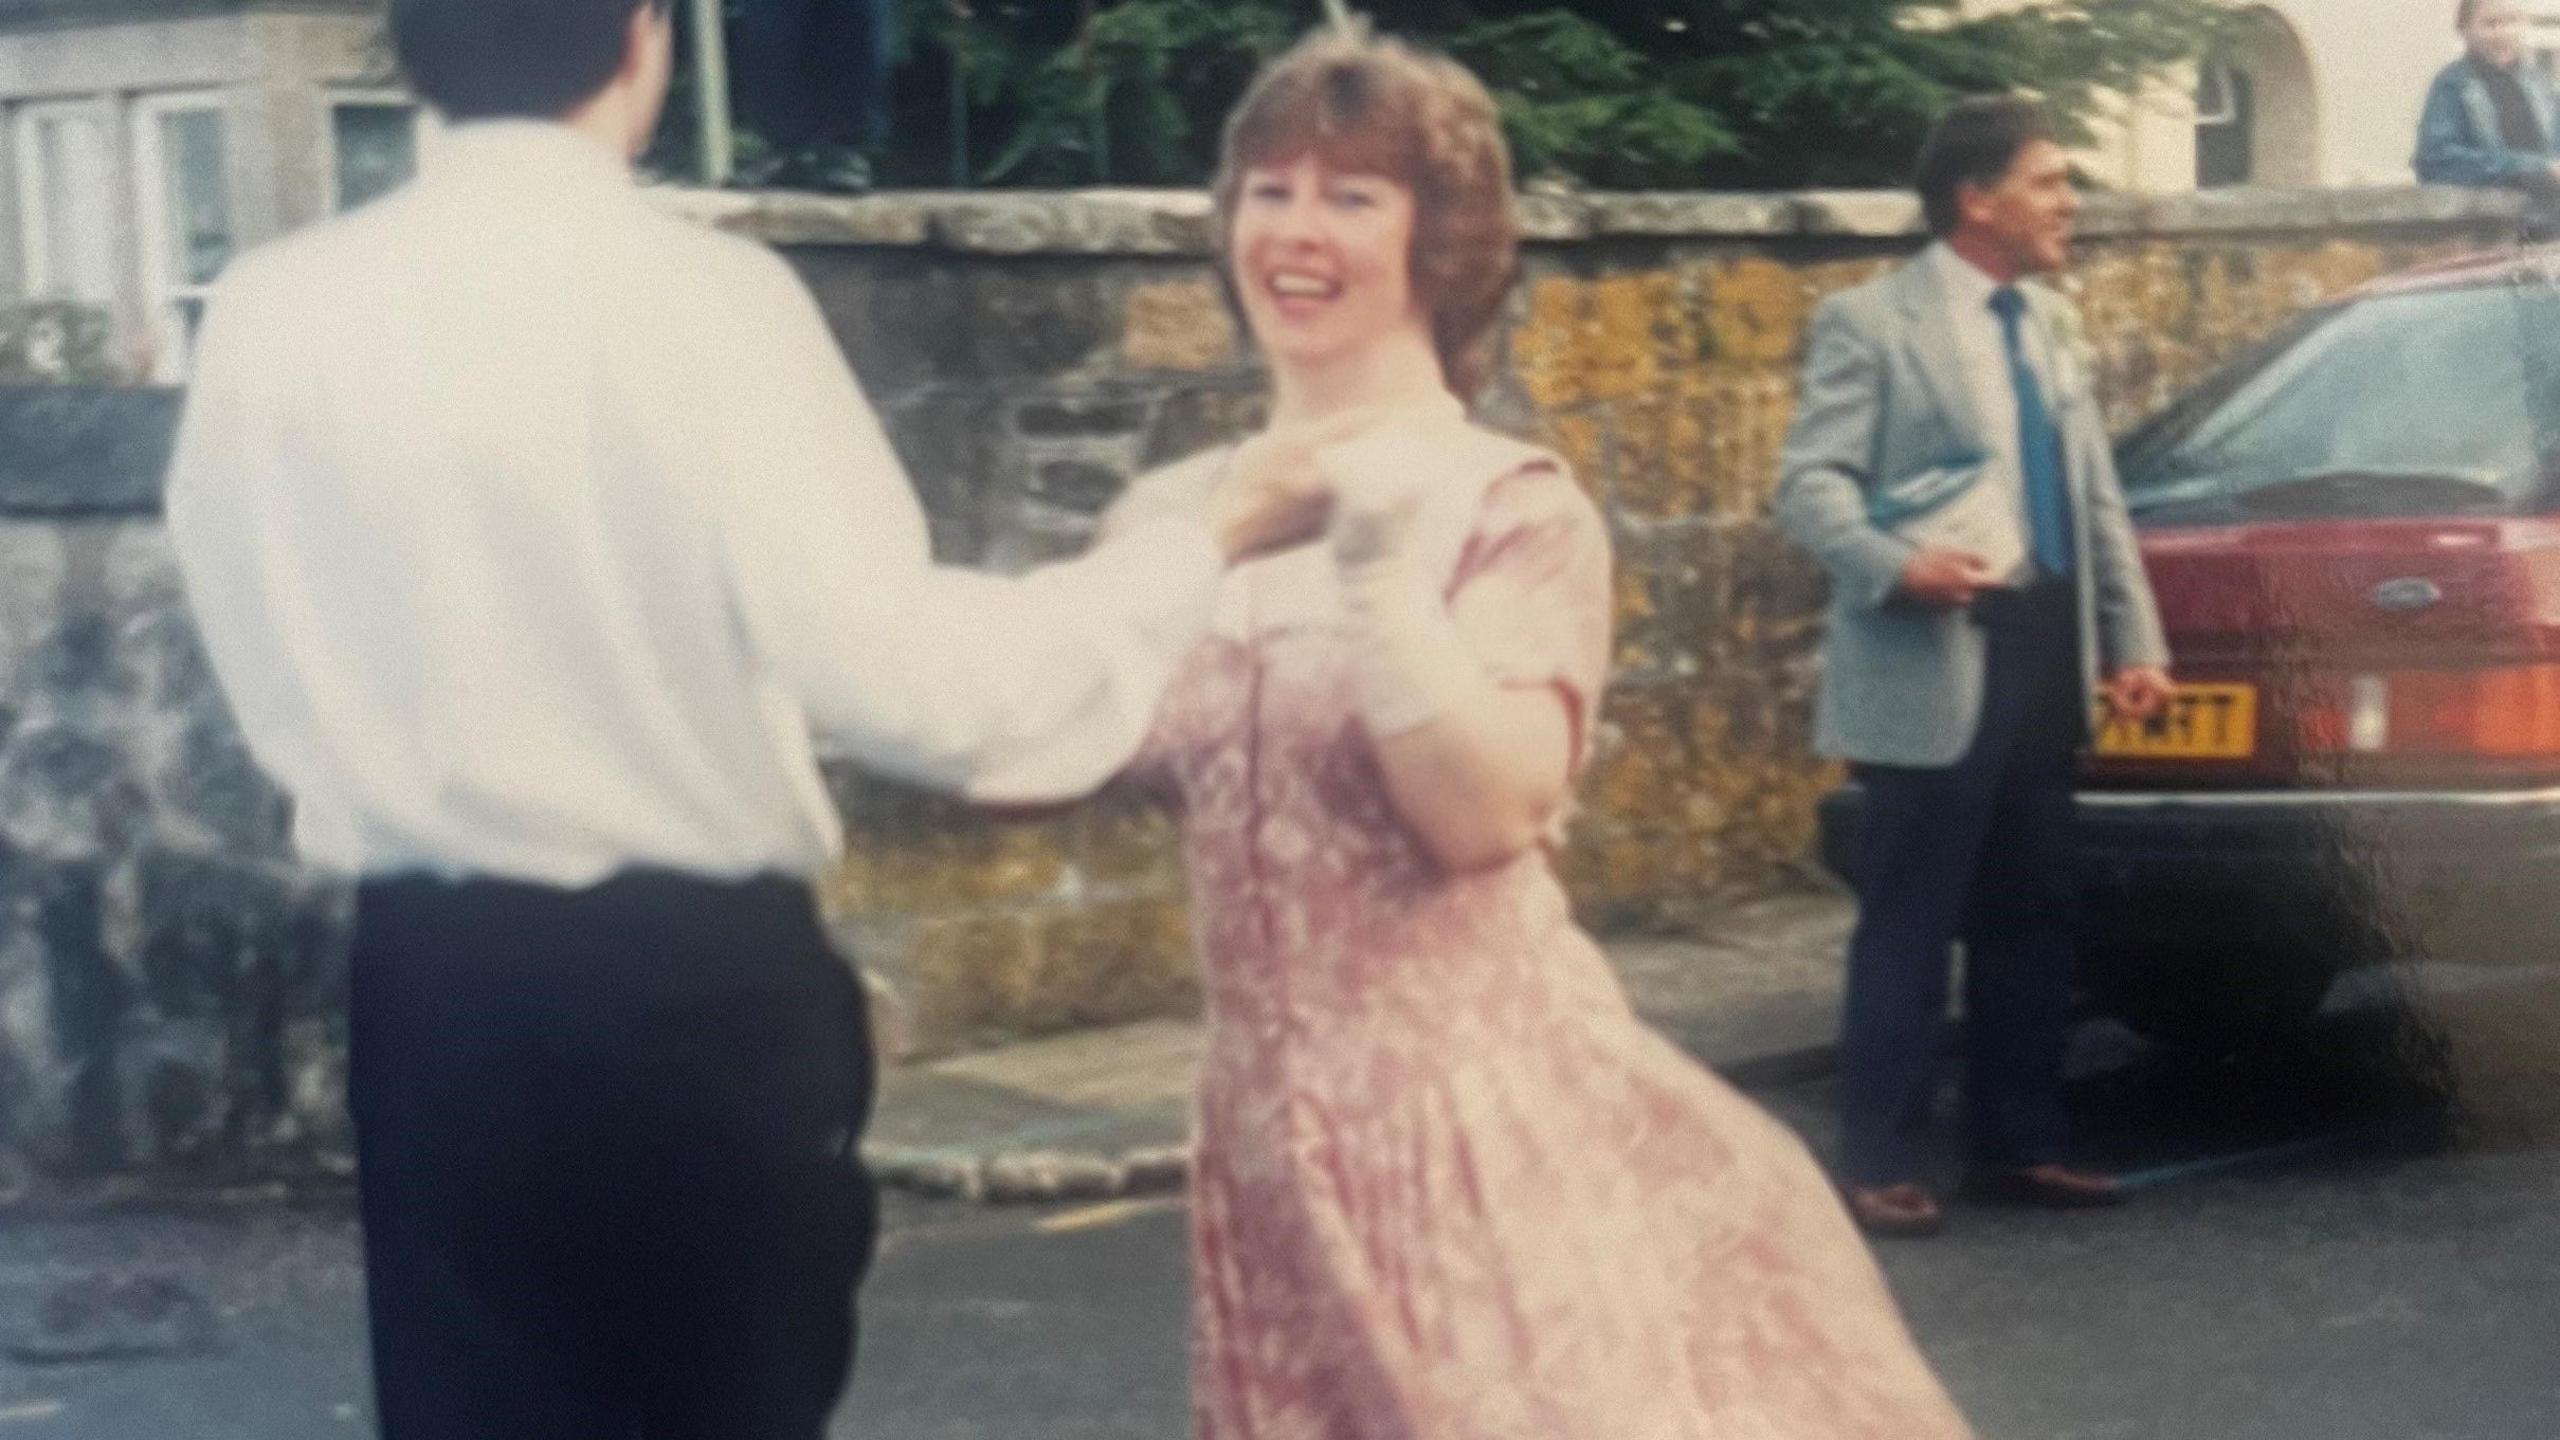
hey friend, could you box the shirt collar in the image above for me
[1929,240,2008,315]
[424,119,635,197]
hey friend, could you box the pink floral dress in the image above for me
[1130,433,1972,1440]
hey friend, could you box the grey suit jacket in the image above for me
[1774,256,2169,770]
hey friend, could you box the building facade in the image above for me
[0,0,426,381]
[2075,0,2560,194]
[5,0,2554,381]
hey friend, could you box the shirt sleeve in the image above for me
[1445,462,1615,780]
[1093,448,1236,801]
[706,253,1223,805]
[161,263,337,828]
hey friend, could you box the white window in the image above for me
[2194,60,2255,189]
[13,99,119,306]
[131,93,235,382]
[326,96,433,213]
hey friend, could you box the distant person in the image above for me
[2416,0,2560,207]
[1092,24,1972,1437]
[729,0,894,189]
[1776,96,2172,1240]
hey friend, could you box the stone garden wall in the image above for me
[729,183,2521,1056]
[0,183,2525,1184]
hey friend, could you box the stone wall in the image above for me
[0,386,349,1186]
[0,183,2527,1184]
[728,183,2524,1053]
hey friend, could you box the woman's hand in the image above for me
[1324,426,1447,574]
[1202,408,1399,563]
[1323,434,1578,874]
[1325,422,1478,736]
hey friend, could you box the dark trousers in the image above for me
[1839,581,2086,1187]
[729,0,897,150]
[348,869,878,1440]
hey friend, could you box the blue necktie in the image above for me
[1989,286,2074,579]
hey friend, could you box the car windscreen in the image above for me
[2118,281,2560,522]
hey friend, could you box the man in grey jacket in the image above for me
[1775,96,2172,1238]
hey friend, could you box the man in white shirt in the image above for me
[1775,97,2174,1240]
[162,0,1336,1433]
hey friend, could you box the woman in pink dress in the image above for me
[1107,26,1974,1440]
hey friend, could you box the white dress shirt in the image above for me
[165,122,1222,886]
[1929,242,2060,582]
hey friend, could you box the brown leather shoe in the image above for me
[1959,1163,2128,1209]
[1844,1182,1944,1238]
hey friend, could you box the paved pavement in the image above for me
[16,886,2560,1438]
[863,886,1857,1199]
[0,887,1863,1436]
[7,957,2560,1439]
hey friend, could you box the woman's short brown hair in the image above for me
[1211,24,1519,398]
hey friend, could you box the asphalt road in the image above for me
[6,967,2560,1439]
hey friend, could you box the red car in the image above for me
[1823,249,2560,1051]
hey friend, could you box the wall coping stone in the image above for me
[656,183,2528,256]
[1792,189,1928,238]
[0,385,180,515]
[0,184,2531,519]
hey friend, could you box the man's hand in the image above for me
[1898,547,2000,609]
[2104,665,2175,723]
[1205,409,1393,564]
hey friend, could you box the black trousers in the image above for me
[348,869,878,1440]
[728,0,897,150]
[1839,581,2087,1187]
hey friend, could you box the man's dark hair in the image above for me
[1914,95,2060,238]
[391,0,672,121]
[2459,0,2483,28]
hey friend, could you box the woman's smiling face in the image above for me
[1229,152,1423,377]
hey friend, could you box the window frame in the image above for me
[129,89,237,382]
[320,90,436,215]
[12,96,121,306]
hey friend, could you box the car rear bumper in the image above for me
[1816,782,2560,964]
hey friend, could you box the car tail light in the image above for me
[2297,664,2560,759]
[2397,665,2560,756]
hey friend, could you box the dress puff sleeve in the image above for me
[1445,459,1616,784]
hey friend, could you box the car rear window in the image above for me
[2120,282,2560,521]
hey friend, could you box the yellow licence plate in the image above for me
[2093,683,2258,760]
